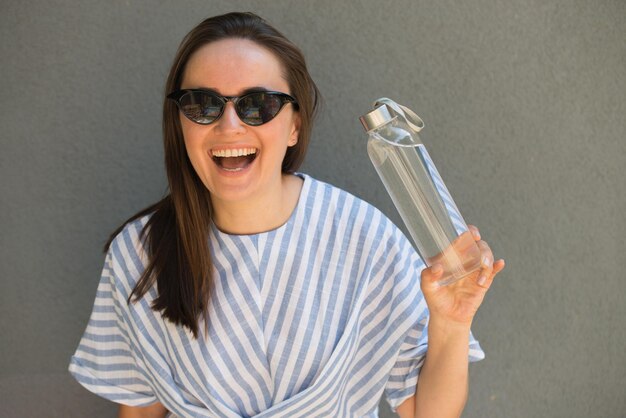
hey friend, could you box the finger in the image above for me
[492,259,505,275]
[421,263,444,285]
[476,240,494,288]
[478,240,493,268]
[468,225,481,241]
[448,230,476,253]
[482,258,505,288]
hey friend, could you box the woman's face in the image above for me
[179,38,300,206]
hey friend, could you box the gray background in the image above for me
[1,0,624,417]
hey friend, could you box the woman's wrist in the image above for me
[427,315,472,347]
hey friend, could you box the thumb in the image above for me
[421,263,444,285]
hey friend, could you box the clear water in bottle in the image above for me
[366,113,481,285]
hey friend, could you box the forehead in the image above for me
[181,38,289,94]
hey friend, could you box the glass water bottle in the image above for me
[360,98,481,285]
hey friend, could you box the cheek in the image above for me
[181,123,205,151]
[181,130,195,159]
[180,127,208,175]
[274,115,299,143]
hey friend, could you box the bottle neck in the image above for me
[369,117,423,148]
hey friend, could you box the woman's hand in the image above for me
[402,225,503,418]
[420,225,505,326]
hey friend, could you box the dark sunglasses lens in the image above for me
[238,93,284,126]
[178,92,223,124]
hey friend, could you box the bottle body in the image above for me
[367,116,481,285]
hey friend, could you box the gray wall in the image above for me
[1,1,624,417]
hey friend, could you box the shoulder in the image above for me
[301,176,427,318]
[300,173,406,239]
[108,213,152,256]
[105,213,153,289]
[299,173,384,218]
[299,173,420,264]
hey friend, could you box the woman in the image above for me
[69,12,505,418]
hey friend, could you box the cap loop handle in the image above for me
[374,97,425,133]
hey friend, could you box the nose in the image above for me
[214,102,246,134]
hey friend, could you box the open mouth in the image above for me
[211,148,258,172]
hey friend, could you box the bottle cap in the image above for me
[360,98,424,133]
[359,104,393,132]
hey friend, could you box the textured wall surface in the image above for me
[1,1,625,417]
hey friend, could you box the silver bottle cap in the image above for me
[359,104,393,132]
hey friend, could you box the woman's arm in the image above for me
[395,319,470,418]
[118,402,168,418]
[397,226,505,418]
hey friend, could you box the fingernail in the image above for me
[477,274,487,286]
[432,264,443,274]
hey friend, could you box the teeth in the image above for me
[212,148,257,158]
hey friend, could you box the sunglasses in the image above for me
[167,89,298,126]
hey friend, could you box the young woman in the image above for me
[69,12,505,418]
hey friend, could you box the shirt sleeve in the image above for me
[383,301,429,413]
[68,249,157,406]
[383,313,485,412]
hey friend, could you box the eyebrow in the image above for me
[188,86,275,96]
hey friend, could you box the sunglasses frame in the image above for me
[167,89,298,126]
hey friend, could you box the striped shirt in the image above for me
[69,173,484,417]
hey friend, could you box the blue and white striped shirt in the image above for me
[69,174,484,417]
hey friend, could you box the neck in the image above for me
[211,174,303,235]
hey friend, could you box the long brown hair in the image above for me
[104,12,321,338]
